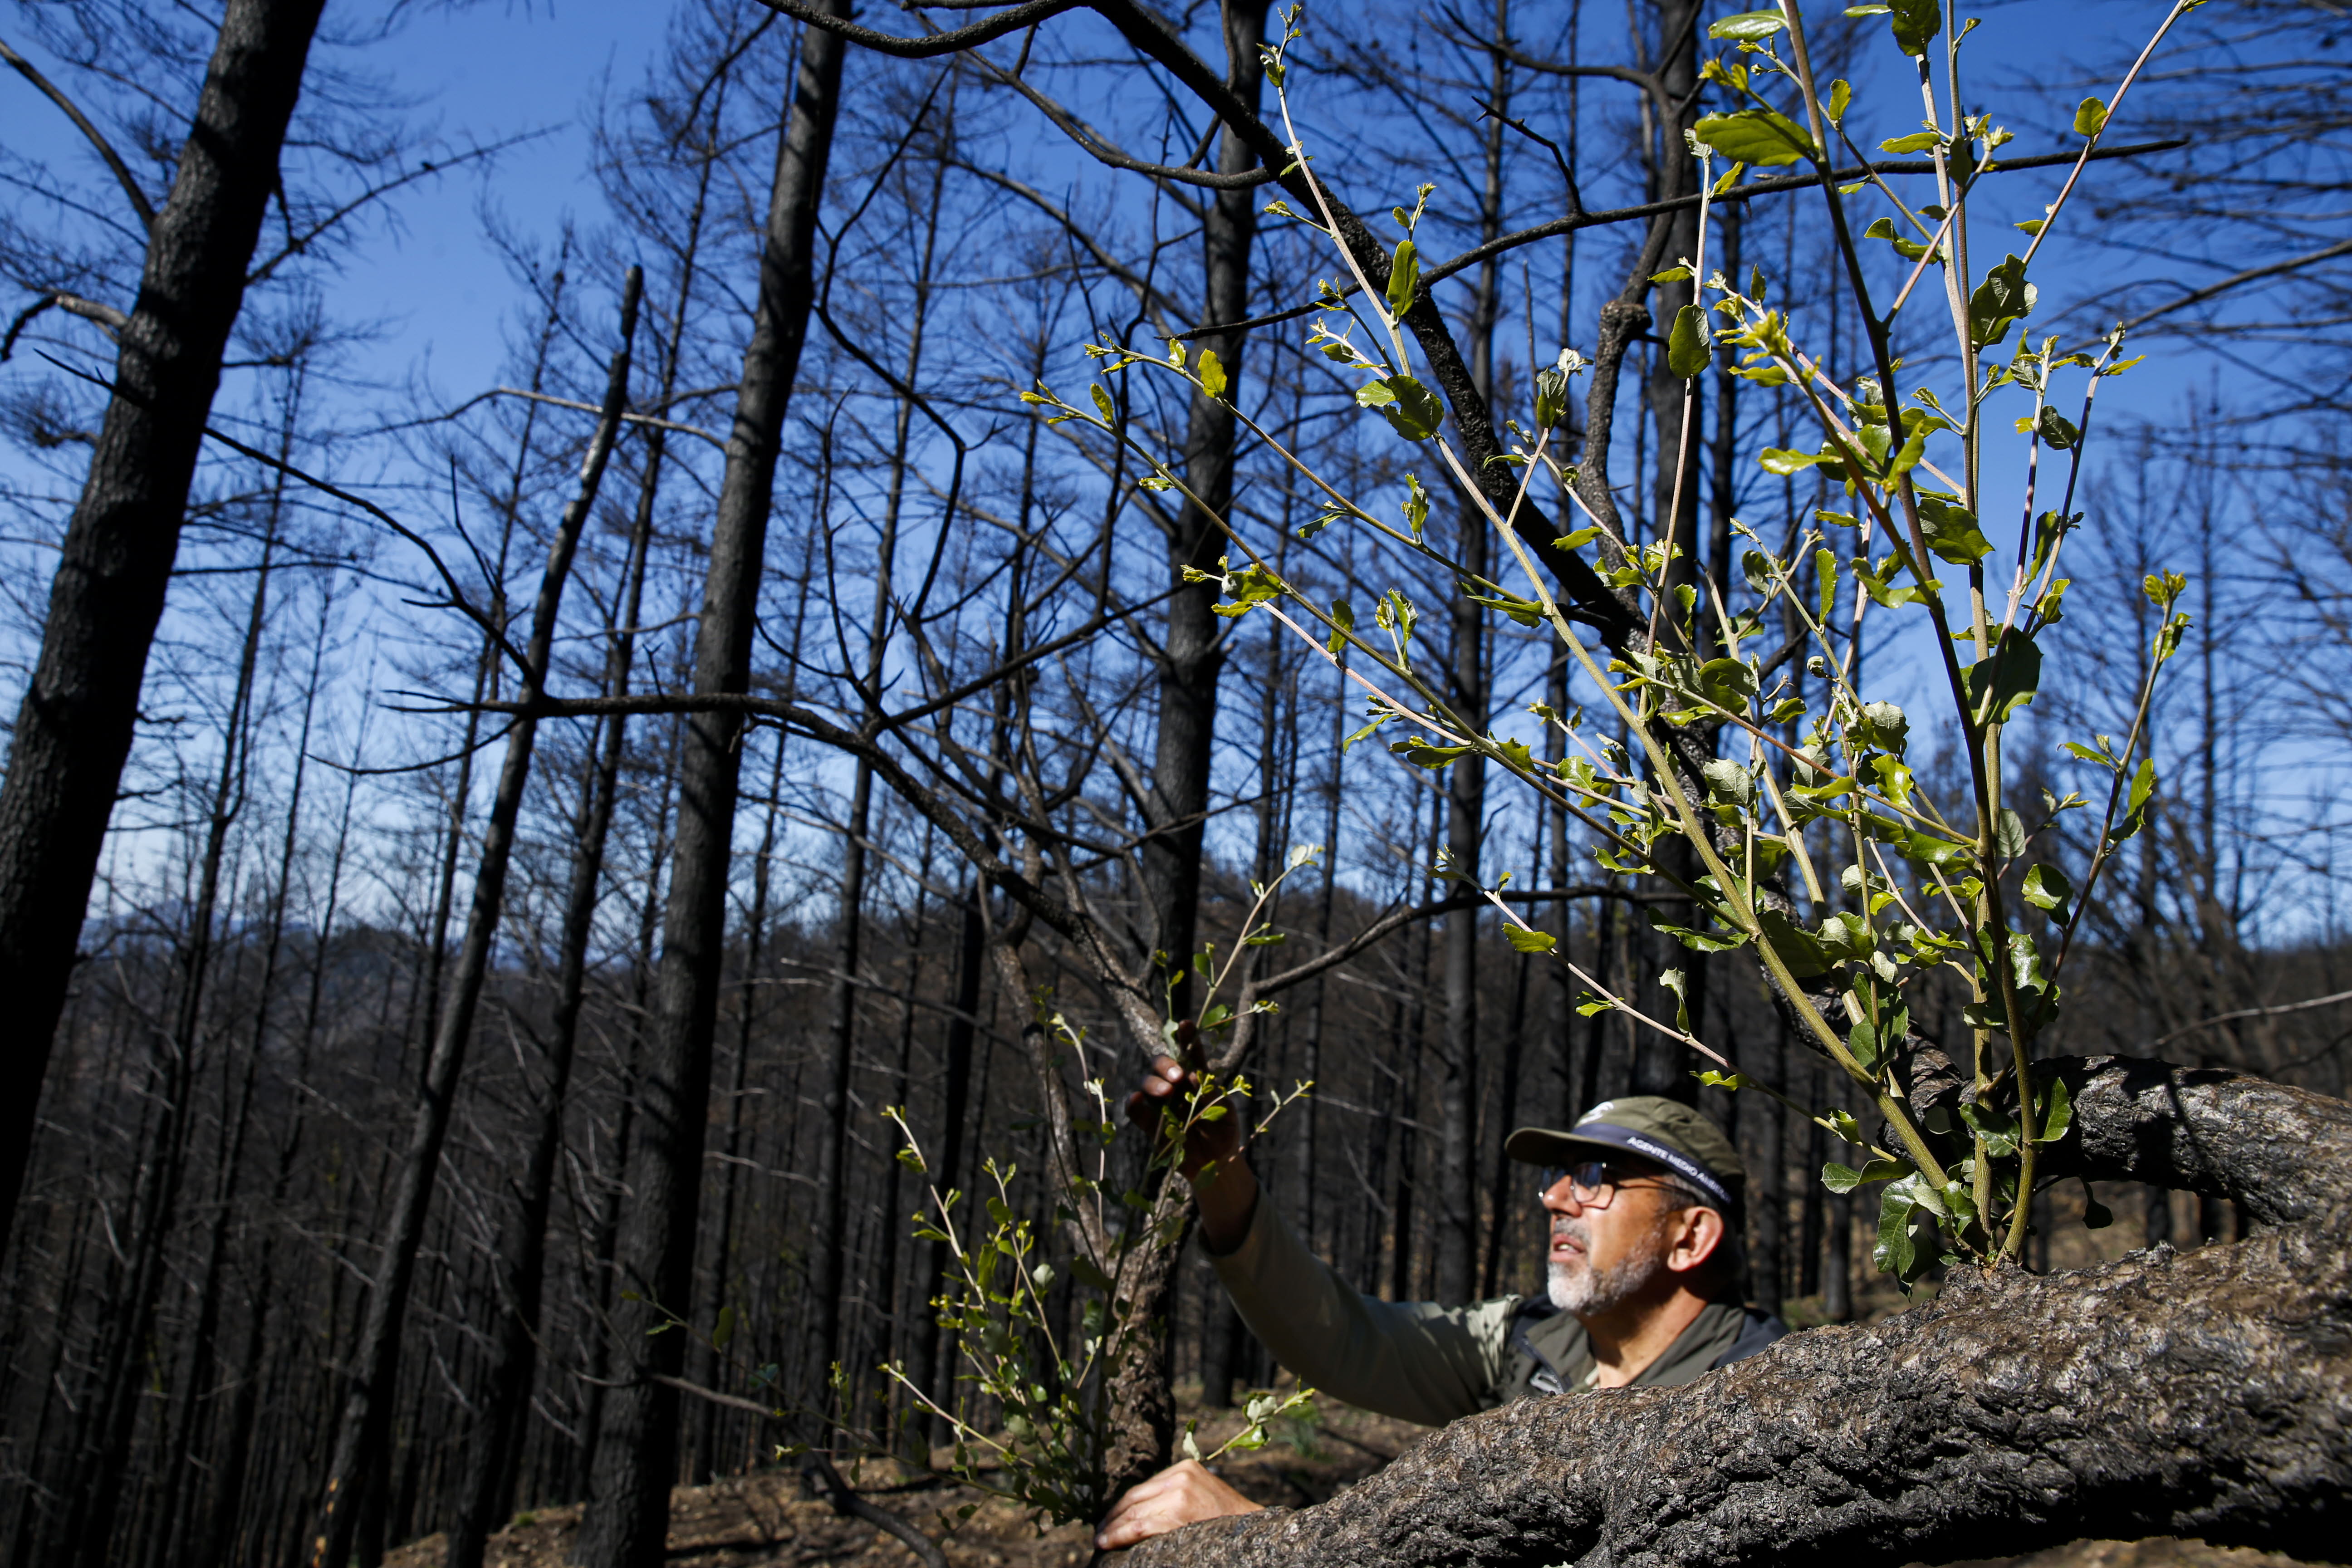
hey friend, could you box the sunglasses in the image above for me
[1535,1160,1675,1210]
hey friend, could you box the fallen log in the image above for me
[1128,1057,2352,1568]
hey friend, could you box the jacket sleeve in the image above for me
[1202,1189,1517,1427]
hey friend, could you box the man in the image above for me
[1096,1054,1787,1550]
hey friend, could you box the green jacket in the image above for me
[1206,1195,1786,1426]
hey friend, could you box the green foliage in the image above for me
[879,853,1322,1523]
[1010,0,2201,1305]
[882,1019,1312,1525]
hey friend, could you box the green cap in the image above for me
[1504,1096,1744,1211]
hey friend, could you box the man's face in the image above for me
[1539,1162,1688,1317]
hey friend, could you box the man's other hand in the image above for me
[1093,1458,1262,1550]
[1122,1020,1242,1178]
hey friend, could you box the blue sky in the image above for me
[9,0,2319,938]
[5,0,2181,429]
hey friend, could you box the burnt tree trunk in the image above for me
[1433,0,1513,1310]
[1131,1056,2352,1568]
[444,260,684,1568]
[1112,0,1269,1493]
[1142,0,1267,1023]
[899,882,984,1459]
[573,7,848,1562]
[0,0,326,1270]
[307,274,640,1568]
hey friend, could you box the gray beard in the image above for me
[1547,1249,1655,1315]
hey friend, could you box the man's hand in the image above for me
[1122,1021,1241,1179]
[1124,1022,1258,1252]
[1093,1459,1262,1550]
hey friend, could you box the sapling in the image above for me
[876,850,1319,1526]
[1019,0,2200,1287]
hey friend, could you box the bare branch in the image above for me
[750,0,1083,57]
[2118,236,2352,332]
[2153,987,2352,1049]
[2,289,128,362]
[0,34,156,230]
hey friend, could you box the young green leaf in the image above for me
[1969,255,2037,347]
[1760,446,1826,475]
[1823,1156,1911,1193]
[1888,0,1940,56]
[1324,600,1357,658]
[1709,9,1787,39]
[1504,926,1558,954]
[2035,405,2080,450]
[1916,494,1994,565]
[2038,1072,2076,1143]
[1357,374,1445,440]
[1646,911,1751,955]
[2022,862,2074,913]
[1198,348,1229,401]
[1874,1186,1920,1277]
[1856,700,1910,755]
[1959,1100,2021,1157]
[1759,907,1832,978]
[2074,96,2111,137]
[1660,965,1693,1032]
[1385,238,1421,316]
[1534,364,1571,427]
[1692,108,1816,167]
[1667,302,1712,378]
[1849,1014,1884,1076]
[1961,629,2043,723]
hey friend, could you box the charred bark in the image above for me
[573,6,848,1562]
[1142,0,1268,1025]
[1128,1056,2352,1568]
[444,259,681,1568]
[306,272,640,1568]
[0,0,326,1268]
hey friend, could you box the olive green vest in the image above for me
[1491,1297,1788,1406]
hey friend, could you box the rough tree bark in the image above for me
[1435,0,1513,1307]
[445,253,687,1568]
[0,0,327,1267]
[1130,1055,2352,1567]
[1143,0,1269,1024]
[307,271,641,1568]
[808,110,951,1430]
[1115,0,1269,1489]
[573,6,848,1563]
